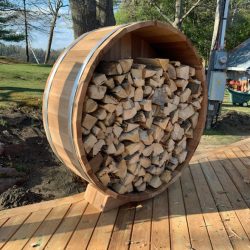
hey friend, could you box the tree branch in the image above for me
[181,0,202,22]
[149,0,173,24]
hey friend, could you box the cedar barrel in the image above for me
[43,21,207,202]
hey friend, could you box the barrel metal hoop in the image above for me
[68,24,129,181]
[43,31,92,169]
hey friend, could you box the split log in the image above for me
[84,98,98,113]
[160,170,172,183]
[113,125,123,138]
[187,79,201,94]
[125,142,145,155]
[89,153,103,173]
[153,117,170,130]
[84,134,97,154]
[91,73,107,85]
[177,150,187,163]
[97,61,123,75]
[120,128,140,142]
[180,88,191,103]
[168,64,176,79]
[140,130,154,146]
[176,65,190,80]
[115,159,127,179]
[190,112,199,128]
[149,176,162,188]
[131,68,143,79]
[93,108,107,120]
[118,59,133,73]
[189,67,195,76]
[112,86,128,99]
[113,74,126,84]
[171,123,184,141]
[92,139,105,156]
[140,100,152,112]
[134,78,145,87]
[143,86,153,96]
[88,85,107,100]
[170,61,181,67]
[136,182,146,192]
[179,105,195,121]
[102,95,118,104]
[135,58,169,71]
[116,103,123,116]
[134,87,143,101]
[105,77,115,89]
[140,157,151,168]
[82,114,97,130]
[124,123,139,132]
[123,107,137,120]
[175,79,188,90]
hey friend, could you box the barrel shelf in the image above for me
[43,21,207,204]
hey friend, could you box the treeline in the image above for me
[0,43,62,64]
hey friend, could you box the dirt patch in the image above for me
[196,110,250,155]
[0,107,86,210]
[215,110,250,135]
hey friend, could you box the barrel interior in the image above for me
[72,23,207,201]
[103,26,199,67]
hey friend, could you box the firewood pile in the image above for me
[81,58,203,194]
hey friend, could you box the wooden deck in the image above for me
[0,139,250,250]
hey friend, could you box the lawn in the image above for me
[0,62,51,109]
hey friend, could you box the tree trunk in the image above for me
[173,0,183,30]
[44,13,57,64]
[23,0,29,62]
[69,0,98,38]
[210,0,221,52]
[96,0,116,27]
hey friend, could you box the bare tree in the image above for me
[150,0,202,30]
[23,0,29,62]
[44,0,66,64]
[173,0,183,30]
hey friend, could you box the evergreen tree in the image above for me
[0,0,24,42]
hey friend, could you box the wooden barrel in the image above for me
[43,21,207,202]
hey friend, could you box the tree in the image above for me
[96,0,115,27]
[69,0,116,38]
[0,0,24,42]
[23,0,29,62]
[115,0,250,63]
[70,0,98,38]
[44,0,67,64]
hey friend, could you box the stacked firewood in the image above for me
[81,58,203,194]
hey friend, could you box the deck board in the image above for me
[180,167,212,250]
[200,159,249,249]
[129,199,152,250]
[0,138,250,249]
[108,205,135,250]
[151,191,170,250]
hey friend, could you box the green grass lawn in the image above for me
[0,62,51,109]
